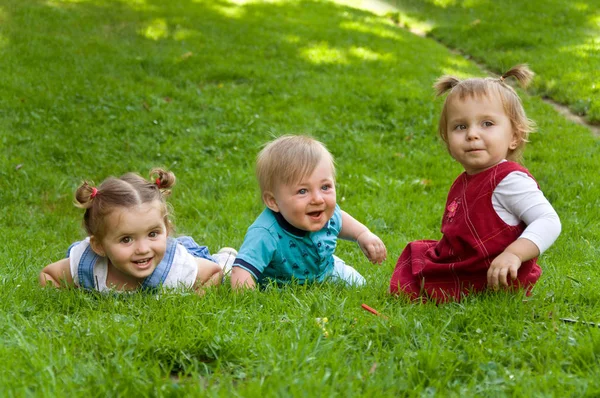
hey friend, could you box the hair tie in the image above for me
[90,187,98,198]
[499,75,505,82]
[155,177,161,187]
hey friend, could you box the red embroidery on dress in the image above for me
[445,198,461,222]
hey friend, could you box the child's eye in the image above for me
[483,121,494,127]
[321,184,332,191]
[454,124,466,130]
[297,188,307,195]
[120,237,132,244]
[149,231,158,238]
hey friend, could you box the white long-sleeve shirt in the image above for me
[492,171,561,254]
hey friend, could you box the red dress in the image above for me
[390,162,542,303]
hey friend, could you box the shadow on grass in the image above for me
[375,0,600,123]
[0,0,473,123]
[0,0,473,235]
[377,0,599,59]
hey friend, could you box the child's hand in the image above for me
[356,230,387,264]
[487,251,522,289]
[231,267,257,289]
[39,258,74,288]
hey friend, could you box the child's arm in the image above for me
[487,238,539,289]
[230,267,256,289]
[488,172,561,288]
[39,258,74,288]
[339,210,387,264]
[193,258,223,295]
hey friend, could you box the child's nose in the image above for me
[136,239,150,253]
[311,191,324,203]
[466,127,480,140]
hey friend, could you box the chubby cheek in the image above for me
[447,143,460,159]
[324,198,336,217]
[154,240,168,259]
[325,189,337,203]
[326,195,336,208]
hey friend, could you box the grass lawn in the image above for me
[1,0,599,395]
[368,0,600,124]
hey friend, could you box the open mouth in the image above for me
[133,258,153,268]
[307,211,323,219]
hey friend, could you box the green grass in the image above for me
[1,0,599,395]
[372,0,600,124]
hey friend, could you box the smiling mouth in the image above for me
[133,258,153,268]
[307,211,323,218]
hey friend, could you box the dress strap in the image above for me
[140,238,177,290]
[78,243,100,290]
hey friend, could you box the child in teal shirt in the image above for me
[231,135,387,288]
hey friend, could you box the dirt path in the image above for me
[350,0,600,136]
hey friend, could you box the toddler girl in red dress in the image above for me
[390,65,561,303]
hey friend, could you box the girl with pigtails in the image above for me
[40,168,237,294]
[390,65,561,303]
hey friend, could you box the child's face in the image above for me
[264,157,336,232]
[90,201,168,283]
[446,93,518,175]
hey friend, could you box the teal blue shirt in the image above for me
[233,204,343,286]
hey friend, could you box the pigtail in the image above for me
[500,64,534,88]
[434,76,461,97]
[151,168,176,196]
[74,181,97,209]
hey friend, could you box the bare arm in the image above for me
[230,267,256,290]
[339,210,387,264]
[39,258,74,288]
[487,238,540,289]
[193,258,223,295]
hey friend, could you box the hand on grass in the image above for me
[487,251,522,289]
[356,230,387,264]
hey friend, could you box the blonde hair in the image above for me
[74,168,176,239]
[434,64,535,162]
[256,135,336,195]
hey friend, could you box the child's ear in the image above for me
[89,236,106,257]
[262,191,280,212]
[509,133,519,150]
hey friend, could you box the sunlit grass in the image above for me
[300,43,392,64]
[339,20,404,40]
[301,42,349,64]
[208,3,247,19]
[430,0,456,8]
[139,18,169,40]
[46,0,92,5]
[349,46,391,61]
